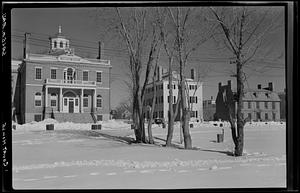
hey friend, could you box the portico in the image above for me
[44,79,97,113]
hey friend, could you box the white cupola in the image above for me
[49,25,70,52]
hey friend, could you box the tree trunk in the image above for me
[147,76,157,144]
[166,57,174,146]
[180,79,192,149]
[235,59,244,156]
[147,112,154,144]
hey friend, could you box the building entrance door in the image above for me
[69,99,74,113]
[63,96,79,113]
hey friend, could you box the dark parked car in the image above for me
[154,118,164,124]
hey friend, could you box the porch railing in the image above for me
[46,79,96,86]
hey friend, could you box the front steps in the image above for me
[52,113,96,123]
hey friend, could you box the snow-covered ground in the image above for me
[12,119,286,189]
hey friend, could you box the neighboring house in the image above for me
[278,89,286,121]
[143,67,203,122]
[215,81,281,122]
[15,26,112,124]
[203,97,216,121]
[12,60,22,122]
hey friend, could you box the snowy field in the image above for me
[12,119,286,189]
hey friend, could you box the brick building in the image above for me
[13,26,112,124]
[215,81,281,122]
[203,97,216,121]
[278,89,286,121]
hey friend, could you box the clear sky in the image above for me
[11,6,285,109]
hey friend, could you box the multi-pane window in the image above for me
[54,41,57,48]
[97,95,102,108]
[60,41,63,48]
[34,92,42,107]
[257,112,261,120]
[248,113,252,120]
[189,96,197,103]
[35,68,42,80]
[264,101,268,109]
[34,114,42,122]
[97,115,103,121]
[159,111,163,118]
[50,94,57,107]
[64,98,67,106]
[272,113,276,120]
[248,102,251,109]
[83,94,88,107]
[50,69,57,79]
[256,101,260,109]
[265,113,268,120]
[272,102,276,109]
[190,111,198,118]
[83,71,89,81]
[96,72,102,83]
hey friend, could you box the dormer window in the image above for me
[60,41,63,48]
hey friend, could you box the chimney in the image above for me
[97,41,102,59]
[218,82,222,91]
[191,68,195,80]
[258,84,262,89]
[227,80,231,89]
[156,66,163,81]
[23,33,31,59]
[268,82,273,91]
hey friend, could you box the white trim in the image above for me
[26,84,43,87]
[25,84,110,90]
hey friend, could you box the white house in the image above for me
[143,67,203,122]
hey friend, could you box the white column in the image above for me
[45,86,48,108]
[81,88,83,113]
[59,88,63,112]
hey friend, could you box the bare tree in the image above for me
[209,7,283,156]
[115,98,132,119]
[146,42,162,144]
[115,8,161,143]
[156,8,179,147]
[166,7,215,149]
